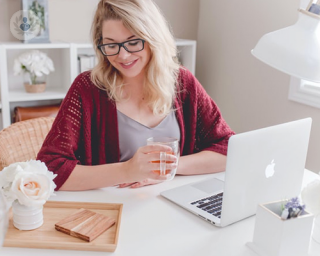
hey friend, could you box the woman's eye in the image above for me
[128,42,139,46]
[107,44,117,49]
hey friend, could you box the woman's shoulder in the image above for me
[177,66,201,92]
[71,71,98,92]
[178,66,193,81]
[64,71,108,106]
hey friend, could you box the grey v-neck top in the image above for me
[117,110,180,162]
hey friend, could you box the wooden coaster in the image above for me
[55,208,115,242]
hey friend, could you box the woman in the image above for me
[37,0,235,191]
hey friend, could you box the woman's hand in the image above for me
[122,144,177,184]
[118,179,164,188]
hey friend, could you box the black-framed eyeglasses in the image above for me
[97,38,145,56]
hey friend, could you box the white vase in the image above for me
[313,214,320,243]
[12,200,43,231]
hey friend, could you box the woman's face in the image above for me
[101,19,151,81]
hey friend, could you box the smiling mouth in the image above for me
[123,60,135,66]
[119,59,138,69]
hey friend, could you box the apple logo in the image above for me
[265,159,275,178]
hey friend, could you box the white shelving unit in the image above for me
[0,39,196,129]
[175,38,196,75]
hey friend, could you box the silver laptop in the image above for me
[161,118,312,227]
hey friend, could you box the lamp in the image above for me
[251,0,320,83]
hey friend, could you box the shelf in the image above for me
[8,88,67,102]
[0,41,70,50]
[175,38,196,46]
[71,42,93,49]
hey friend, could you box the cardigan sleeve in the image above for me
[36,73,90,190]
[179,68,235,156]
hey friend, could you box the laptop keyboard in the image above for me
[190,192,223,218]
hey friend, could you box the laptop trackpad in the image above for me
[191,178,224,194]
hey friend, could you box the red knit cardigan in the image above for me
[37,68,235,190]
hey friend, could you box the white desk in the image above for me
[1,170,320,256]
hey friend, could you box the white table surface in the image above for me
[1,170,320,256]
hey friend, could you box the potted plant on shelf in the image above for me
[13,50,55,93]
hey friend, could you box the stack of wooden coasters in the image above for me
[55,208,115,242]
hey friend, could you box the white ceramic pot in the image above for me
[247,200,314,256]
[23,73,46,93]
[12,200,43,230]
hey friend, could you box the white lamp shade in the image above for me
[251,11,320,82]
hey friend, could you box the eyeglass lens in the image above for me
[100,39,144,55]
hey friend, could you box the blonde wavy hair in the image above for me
[91,0,180,116]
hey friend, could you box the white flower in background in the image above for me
[13,50,55,84]
[0,160,57,207]
[13,59,23,76]
[301,179,320,216]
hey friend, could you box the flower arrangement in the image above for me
[0,160,56,207]
[13,50,54,85]
[280,197,306,220]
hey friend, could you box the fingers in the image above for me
[162,162,178,169]
[130,179,164,188]
[118,179,163,189]
[118,172,172,189]
[146,152,177,163]
[147,162,178,171]
[149,171,172,181]
[139,144,173,154]
[126,145,179,184]
[118,182,137,188]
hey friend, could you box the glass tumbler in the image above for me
[147,137,180,181]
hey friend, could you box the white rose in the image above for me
[301,179,320,215]
[0,162,27,189]
[11,172,56,207]
[13,59,22,76]
[45,58,55,72]
[20,160,52,176]
[13,50,55,78]
[29,61,44,77]
[18,51,34,67]
[0,160,57,207]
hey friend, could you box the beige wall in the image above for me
[0,0,199,42]
[0,0,20,41]
[197,0,320,173]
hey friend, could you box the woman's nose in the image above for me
[117,46,131,59]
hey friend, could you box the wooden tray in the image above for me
[4,201,123,252]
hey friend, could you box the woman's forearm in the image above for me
[59,162,130,191]
[59,150,226,190]
[177,151,227,175]
[58,144,175,191]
